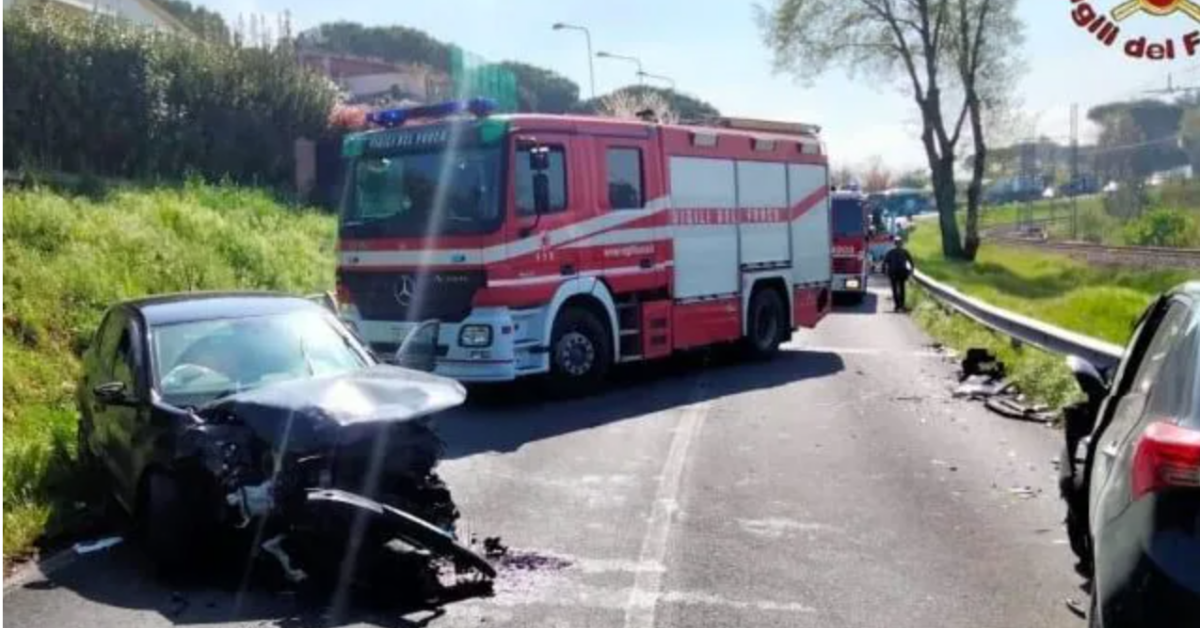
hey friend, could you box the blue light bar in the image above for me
[367,98,497,128]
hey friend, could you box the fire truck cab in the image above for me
[336,99,833,391]
[830,190,871,303]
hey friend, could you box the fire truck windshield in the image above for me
[341,147,503,238]
[831,198,866,237]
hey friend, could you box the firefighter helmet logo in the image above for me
[1070,0,1200,60]
[1112,0,1200,21]
[393,276,416,307]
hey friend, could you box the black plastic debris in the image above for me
[482,537,508,559]
[960,348,1006,382]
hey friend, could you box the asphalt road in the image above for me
[4,286,1085,628]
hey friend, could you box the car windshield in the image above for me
[152,311,368,407]
[832,199,866,236]
[341,147,503,238]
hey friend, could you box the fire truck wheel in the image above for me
[549,307,612,394]
[745,288,785,359]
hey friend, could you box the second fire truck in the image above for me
[336,99,833,392]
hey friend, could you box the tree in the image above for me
[861,155,893,192]
[831,164,856,188]
[1180,107,1200,175]
[597,89,679,124]
[159,0,230,43]
[496,61,580,113]
[760,0,1023,260]
[575,85,720,121]
[894,168,931,189]
[1089,100,1187,177]
[296,22,453,71]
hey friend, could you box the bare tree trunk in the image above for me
[919,101,966,260]
[963,93,985,261]
[933,158,964,259]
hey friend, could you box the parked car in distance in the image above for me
[1059,283,1200,627]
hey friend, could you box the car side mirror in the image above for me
[93,381,132,406]
[532,172,551,215]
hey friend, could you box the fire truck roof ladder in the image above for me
[711,117,821,137]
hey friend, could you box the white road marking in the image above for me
[784,344,944,359]
[623,381,712,628]
[737,518,841,540]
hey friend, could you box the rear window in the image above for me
[1146,305,1199,427]
[831,199,865,236]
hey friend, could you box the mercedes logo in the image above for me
[393,276,416,307]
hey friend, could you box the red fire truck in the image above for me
[336,99,833,391]
[830,191,871,303]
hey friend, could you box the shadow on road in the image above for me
[831,290,880,315]
[438,347,845,461]
[24,544,476,627]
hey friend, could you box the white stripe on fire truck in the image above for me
[487,262,674,288]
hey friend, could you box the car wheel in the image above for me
[745,288,785,359]
[141,472,200,575]
[549,307,612,396]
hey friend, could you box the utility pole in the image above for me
[552,23,596,100]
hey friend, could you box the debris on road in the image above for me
[985,396,1056,424]
[950,348,1060,425]
[1064,597,1088,619]
[960,348,1006,382]
[483,537,508,559]
[73,536,123,555]
[953,375,1012,400]
[1008,486,1040,499]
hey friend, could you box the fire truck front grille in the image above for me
[832,257,862,275]
[339,270,486,323]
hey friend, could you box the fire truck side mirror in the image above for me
[532,172,551,215]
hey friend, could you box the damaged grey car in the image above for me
[76,292,494,591]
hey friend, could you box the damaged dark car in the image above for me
[76,293,494,593]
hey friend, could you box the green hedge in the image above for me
[3,5,336,187]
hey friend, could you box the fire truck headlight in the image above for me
[459,325,493,348]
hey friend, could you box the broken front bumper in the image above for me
[301,488,496,579]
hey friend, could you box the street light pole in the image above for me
[552,22,595,100]
[637,71,675,91]
[596,51,644,85]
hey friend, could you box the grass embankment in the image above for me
[907,221,1200,408]
[3,182,336,562]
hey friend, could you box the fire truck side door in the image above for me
[594,136,666,294]
[508,134,592,288]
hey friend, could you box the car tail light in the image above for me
[1131,421,1200,500]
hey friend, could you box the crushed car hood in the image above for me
[197,365,466,452]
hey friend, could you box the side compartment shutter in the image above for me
[669,157,738,299]
[736,161,789,267]
[789,164,831,285]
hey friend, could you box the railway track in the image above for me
[983,225,1200,270]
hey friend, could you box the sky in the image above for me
[200,0,1193,171]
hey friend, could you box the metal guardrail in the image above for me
[912,269,1126,370]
